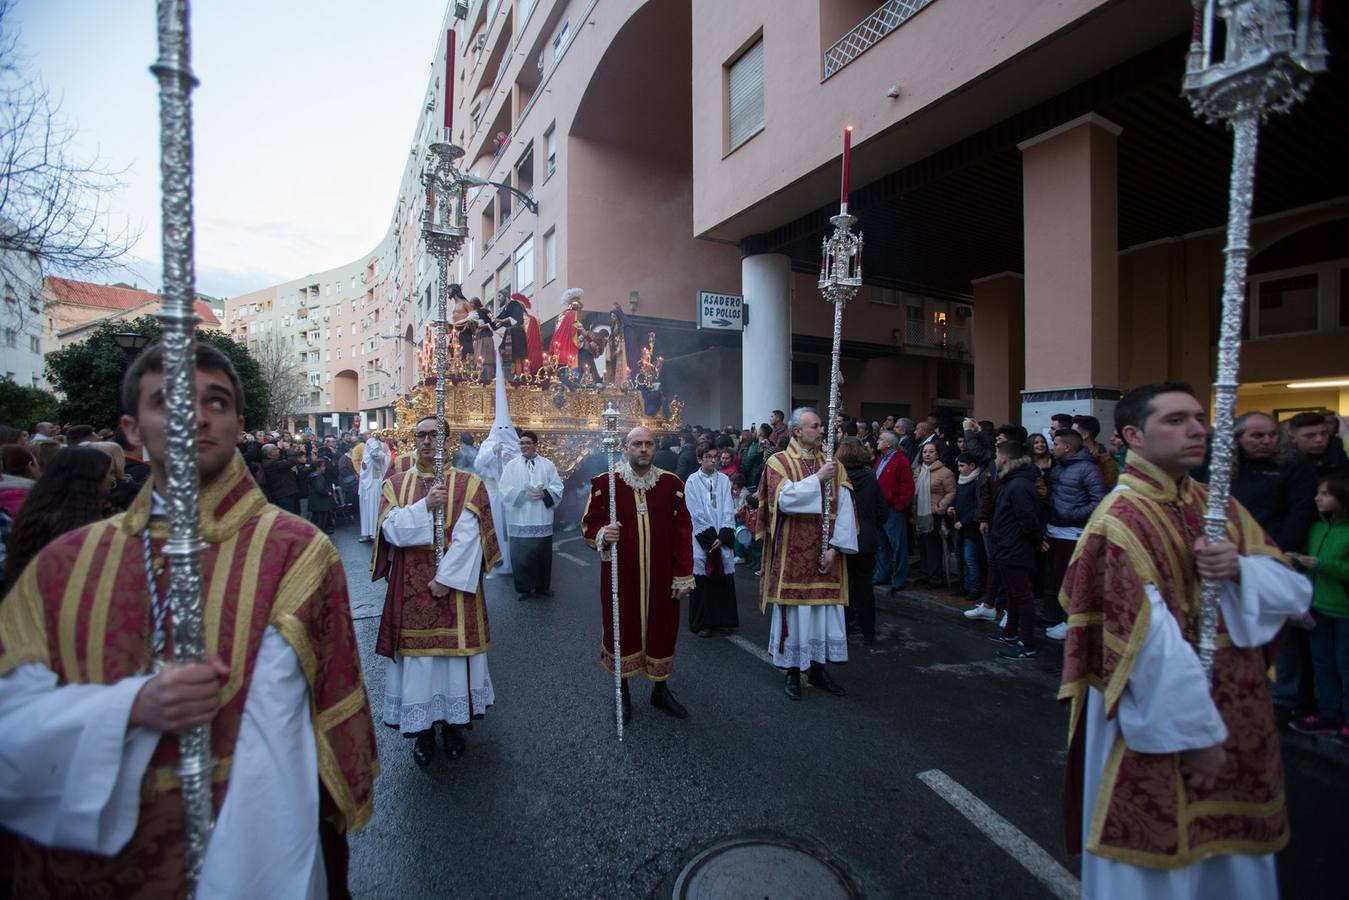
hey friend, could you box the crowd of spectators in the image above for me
[690,403,1347,675]
[3,394,1347,734]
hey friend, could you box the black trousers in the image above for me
[689,572,738,633]
[510,535,553,594]
[981,563,1035,645]
[845,551,876,639]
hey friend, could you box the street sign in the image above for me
[697,291,743,331]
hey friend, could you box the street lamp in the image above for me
[113,331,152,359]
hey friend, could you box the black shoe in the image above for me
[621,679,633,725]
[412,730,435,766]
[439,723,465,759]
[807,664,846,696]
[517,592,531,601]
[697,628,713,638]
[536,589,554,597]
[988,632,1020,644]
[784,669,802,701]
[651,683,688,719]
[998,640,1037,660]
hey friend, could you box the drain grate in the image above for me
[672,837,858,899]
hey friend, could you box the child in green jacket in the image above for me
[1289,472,1349,739]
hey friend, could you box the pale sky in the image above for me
[13,0,448,299]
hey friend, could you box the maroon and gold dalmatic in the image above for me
[372,462,500,659]
[754,438,853,612]
[582,464,693,680]
[1058,452,1289,869]
[0,453,377,898]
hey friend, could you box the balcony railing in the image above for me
[905,320,970,355]
[823,0,935,80]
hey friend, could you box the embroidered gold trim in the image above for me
[86,527,128,682]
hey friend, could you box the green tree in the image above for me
[0,378,59,431]
[44,316,269,430]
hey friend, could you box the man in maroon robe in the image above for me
[583,426,694,723]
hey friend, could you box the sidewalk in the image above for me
[873,581,1349,769]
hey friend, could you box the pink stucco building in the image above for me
[228,0,1349,434]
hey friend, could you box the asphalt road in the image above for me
[329,517,1349,899]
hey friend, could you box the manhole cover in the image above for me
[673,837,857,899]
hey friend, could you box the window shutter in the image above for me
[728,39,764,150]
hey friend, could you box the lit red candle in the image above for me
[840,126,852,208]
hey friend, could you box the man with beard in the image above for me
[583,427,694,723]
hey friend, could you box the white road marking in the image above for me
[557,551,589,566]
[916,769,1080,900]
[555,536,581,547]
[726,633,774,666]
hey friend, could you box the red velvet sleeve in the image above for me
[581,474,608,549]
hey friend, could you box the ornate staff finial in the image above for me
[816,127,864,567]
[1182,0,1326,679]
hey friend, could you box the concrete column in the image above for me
[970,272,1024,425]
[742,253,792,427]
[1018,113,1122,430]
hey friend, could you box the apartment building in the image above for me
[228,0,1348,433]
[0,245,44,389]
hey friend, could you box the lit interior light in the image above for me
[1287,379,1349,389]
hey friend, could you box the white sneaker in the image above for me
[1046,622,1068,641]
[998,612,1008,629]
[963,604,996,620]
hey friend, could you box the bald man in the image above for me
[583,427,694,723]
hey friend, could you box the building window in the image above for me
[29,335,39,353]
[1255,273,1318,336]
[3,328,15,348]
[553,20,570,59]
[516,142,534,196]
[543,228,556,283]
[726,36,765,152]
[544,125,556,178]
[3,282,15,304]
[325,351,331,362]
[514,235,535,296]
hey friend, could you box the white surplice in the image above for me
[766,472,858,669]
[685,469,736,576]
[1079,554,1312,900]
[358,436,389,538]
[0,628,326,899]
[379,497,493,732]
[499,454,564,538]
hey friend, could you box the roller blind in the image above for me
[728,38,764,151]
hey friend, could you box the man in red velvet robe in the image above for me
[373,416,501,766]
[583,426,694,723]
[1059,383,1311,898]
[0,343,377,898]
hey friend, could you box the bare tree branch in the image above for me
[0,0,142,299]
[251,332,306,432]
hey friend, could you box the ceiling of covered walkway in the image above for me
[742,11,1349,300]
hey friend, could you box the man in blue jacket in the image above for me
[1044,429,1106,641]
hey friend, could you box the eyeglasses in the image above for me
[416,431,437,440]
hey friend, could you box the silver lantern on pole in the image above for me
[816,191,863,567]
[600,402,624,741]
[420,142,469,561]
[151,0,213,890]
[1182,0,1326,679]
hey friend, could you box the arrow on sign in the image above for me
[712,318,733,327]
